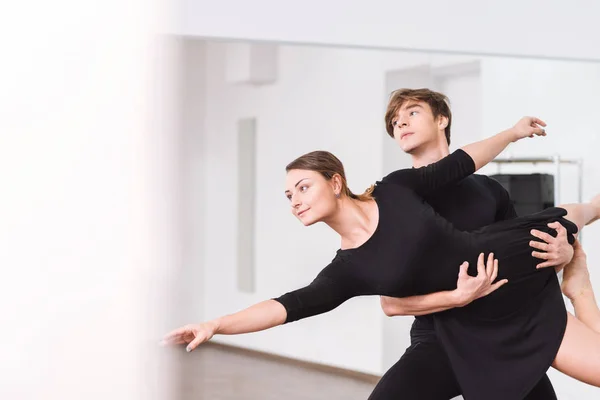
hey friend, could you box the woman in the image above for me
[162,117,600,399]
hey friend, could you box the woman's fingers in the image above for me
[186,333,206,352]
[161,326,194,345]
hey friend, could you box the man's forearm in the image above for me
[381,291,462,317]
[461,129,515,171]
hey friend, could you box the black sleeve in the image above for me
[272,261,356,324]
[381,149,476,197]
[486,176,518,221]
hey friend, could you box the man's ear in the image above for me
[438,115,449,129]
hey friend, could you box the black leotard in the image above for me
[274,149,577,400]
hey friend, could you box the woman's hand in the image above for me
[159,300,288,352]
[453,253,508,307]
[160,320,219,352]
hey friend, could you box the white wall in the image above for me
[174,0,600,62]
[0,1,178,399]
[175,39,207,325]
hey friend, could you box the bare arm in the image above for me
[461,117,546,170]
[562,240,600,333]
[381,253,507,317]
[213,299,287,334]
[161,300,287,352]
[162,263,354,352]
[381,290,461,316]
[570,286,600,334]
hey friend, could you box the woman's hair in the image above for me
[286,150,375,201]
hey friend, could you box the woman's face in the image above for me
[284,169,338,226]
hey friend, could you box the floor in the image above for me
[175,343,379,400]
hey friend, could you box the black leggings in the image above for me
[368,338,557,400]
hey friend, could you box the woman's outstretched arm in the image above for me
[161,262,355,352]
[160,300,287,352]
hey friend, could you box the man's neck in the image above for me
[411,140,451,168]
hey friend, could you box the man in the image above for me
[369,88,574,399]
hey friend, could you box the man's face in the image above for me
[391,101,445,154]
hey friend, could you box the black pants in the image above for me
[368,337,557,400]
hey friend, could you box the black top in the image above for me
[413,171,518,333]
[273,149,578,400]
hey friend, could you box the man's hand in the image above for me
[378,254,507,316]
[509,116,547,142]
[530,221,574,271]
[453,253,508,307]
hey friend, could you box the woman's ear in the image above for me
[331,174,343,196]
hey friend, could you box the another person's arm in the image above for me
[562,240,600,333]
[383,117,546,196]
[381,253,507,316]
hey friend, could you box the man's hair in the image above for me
[384,88,452,145]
